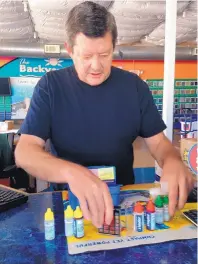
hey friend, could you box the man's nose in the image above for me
[91,56,101,72]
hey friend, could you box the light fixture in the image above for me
[33,32,38,39]
[23,1,28,12]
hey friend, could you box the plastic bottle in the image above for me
[149,187,162,201]
[64,205,74,237]
[133,202,144,232]
[163,195,170,222]
[155,195,164,224]
[73,206,84,238]
[146,199,156,230]
[44,208,55,240]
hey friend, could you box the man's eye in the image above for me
[84,56,91,59]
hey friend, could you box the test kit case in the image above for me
[68,166,121,210]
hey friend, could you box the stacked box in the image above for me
[0,96,12,121]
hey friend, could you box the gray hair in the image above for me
[65,1,117,49]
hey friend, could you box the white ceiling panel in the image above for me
[0,0,196,46]
[146,1,197,45]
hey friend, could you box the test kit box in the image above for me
[180,138,197,177]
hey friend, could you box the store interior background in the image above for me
[0,0,197,190]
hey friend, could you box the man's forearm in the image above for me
[15,143,73,183]
[154,137,181,168]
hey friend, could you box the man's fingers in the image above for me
[94,191,105,228]
[178,177,188,210]
[102,183,113,225]
[86,192,101,228]
[168,183,178,217]
[79,196,91,221]
[92,186,105,228]
[188,176,195,193]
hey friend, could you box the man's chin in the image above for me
[87,75,107,86]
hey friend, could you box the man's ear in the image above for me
[64,43,73,58]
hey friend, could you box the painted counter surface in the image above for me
[0,191,197,264]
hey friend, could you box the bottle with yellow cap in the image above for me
[64,205,74,237]
[73,206,84,238]
[44,208,55,240]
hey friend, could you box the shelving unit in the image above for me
[146,79,197,129]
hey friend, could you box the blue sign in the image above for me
[0,57,73,77]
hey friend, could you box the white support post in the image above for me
[162,0,178,142]
[155,0,178,181]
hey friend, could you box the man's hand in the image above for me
[66,163,114,228]
[145,132,195,217]
[160,158,195,217]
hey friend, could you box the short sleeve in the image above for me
[137,76,167,138]
[19,74,51,141]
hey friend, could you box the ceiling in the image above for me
[0,0,197,47]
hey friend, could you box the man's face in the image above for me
[67,32,114,86]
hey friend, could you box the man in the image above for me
[15,1,194,228]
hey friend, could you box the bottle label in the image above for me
[146,212,156,230]
[74,218,84,238]
[65,218,73,237]
[134,213,144,232]
[163,207,170,222]
[155,208,164,224]
[45,221,55,240]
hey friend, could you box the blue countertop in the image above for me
[0,191,197,264]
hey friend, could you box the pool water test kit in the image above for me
[44,167,171,240]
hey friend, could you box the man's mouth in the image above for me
[90,73,102,78]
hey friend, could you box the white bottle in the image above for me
[44,208,55,240]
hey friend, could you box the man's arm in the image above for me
[144,132,181,168]
[15,134,113,227]
[15,134,72,183]
[135,75,194,216]
[144,132,194,216]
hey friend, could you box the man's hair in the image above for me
[65,1,117,49]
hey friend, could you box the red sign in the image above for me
[188,144,197,175]
[0,56,16,68]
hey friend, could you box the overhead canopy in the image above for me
[0,0,197,46]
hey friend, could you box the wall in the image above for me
[0,56,197,120]
[0,56,197,79]
[112,60,197,79]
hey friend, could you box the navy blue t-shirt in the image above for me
[19,66,166,185]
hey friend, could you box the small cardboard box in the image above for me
[180,138,197,177]
[5,120,14,130]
